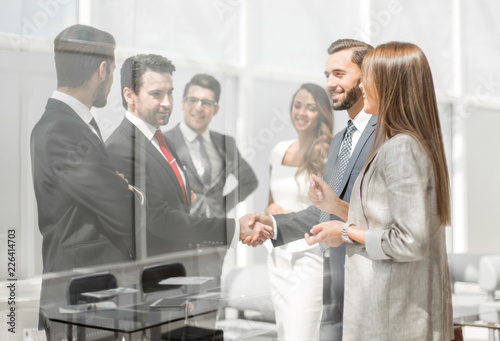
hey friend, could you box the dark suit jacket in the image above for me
[272,114,378,340]
[166,124,258,218]
[106,118,236,257]
[31,98,136,318]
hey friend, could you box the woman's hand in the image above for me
[304,220,344,247]
[265,203,292,215]
[308,174,341,215]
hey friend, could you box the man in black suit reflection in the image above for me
[31,27,270,341]
[31,24,136,340]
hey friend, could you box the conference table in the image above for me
[45,293,221,340]
[41,249,225,340]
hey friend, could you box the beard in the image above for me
[93,74,110,108]
[333,81,362,111]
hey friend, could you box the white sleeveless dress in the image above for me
[266,139,324,341]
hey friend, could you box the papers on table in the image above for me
[188,292,230,300]
[59,301,117,314]
[159,276,214,286]
[149,297,189,309]
[81,287,138,299]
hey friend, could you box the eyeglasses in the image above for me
[183,97,218,108]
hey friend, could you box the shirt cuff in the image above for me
[229,219,240,249]
[365,229,390,260]
[271,215,278,240]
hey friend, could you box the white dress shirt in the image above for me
[178,121,223,184]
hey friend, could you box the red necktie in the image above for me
[154,130,187,204]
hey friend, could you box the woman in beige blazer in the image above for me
[306,42,454,340]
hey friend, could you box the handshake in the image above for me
[238,213,275,247]
[235,175,347,248]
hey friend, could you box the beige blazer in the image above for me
[343,134,453,341]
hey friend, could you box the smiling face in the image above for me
[182,85,220,135]
[325,49,363,116]
[359,79,379,115]
[125,70,173,128]
[291,89,320,136]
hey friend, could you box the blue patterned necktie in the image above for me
[319,120,356,252]
[197,135,212,188]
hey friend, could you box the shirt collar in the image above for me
[125,111,159,141]
[52,90,93,124]
[180,121,211,143]
[350,110,372,134]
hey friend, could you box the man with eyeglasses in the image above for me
[166,74,258,282]
[166,74,258,220]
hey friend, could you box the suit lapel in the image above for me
[168,125,204,188]
[48,99,108,156]
[337,115,378,194]
[208,131,226,190]
[123,119,187,205]
[210,131,225,160]
[166,139,192,210]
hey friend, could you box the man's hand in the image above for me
[308,174,340,214]
[239,213,274,247]
[304,220,344,247]
[116,170,129,184]
[308,175,349,222]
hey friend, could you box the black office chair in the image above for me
[141,262,187,294]
[140,263,223,340]
[67,272,118,341]
[68,272,118,305]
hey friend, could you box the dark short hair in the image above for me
[120,54,176,109]
[54,24,115,88]
[327,39,374,68]
[183,74,221,103]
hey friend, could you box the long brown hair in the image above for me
[362,42,451,225]
[292,83,334,180]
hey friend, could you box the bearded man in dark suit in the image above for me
[31,24,136,340]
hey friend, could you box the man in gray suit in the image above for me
[247,39,376,340]
[166,74,258,219]
[166,74,258,283]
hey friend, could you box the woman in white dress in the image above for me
[265,83,333,341]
